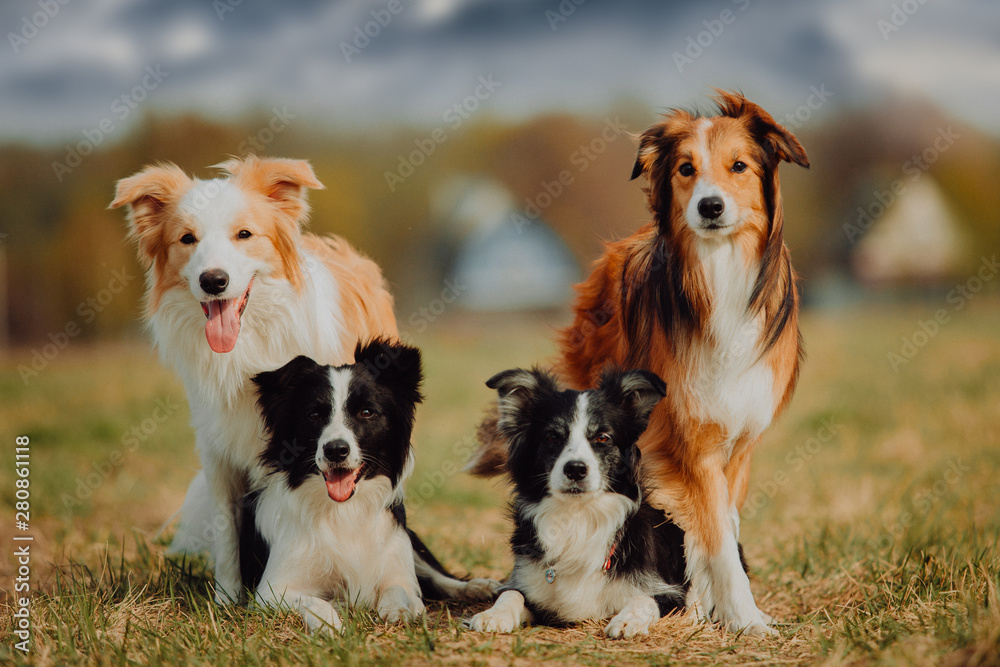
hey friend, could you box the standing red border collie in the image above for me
[111,156,484,605]
[472,92,808,635]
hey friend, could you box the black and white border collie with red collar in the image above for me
[240,339,496,633]
[466,368,691,638]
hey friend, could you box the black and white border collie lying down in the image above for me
[240,340,496,634]
[466,368,689,638]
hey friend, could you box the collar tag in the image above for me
[545,568,556,584]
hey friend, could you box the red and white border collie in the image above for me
[472,92,808,635]
[111,156,482,604]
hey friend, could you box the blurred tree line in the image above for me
[1,97,997,345]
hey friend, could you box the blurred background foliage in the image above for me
[2,96,998,345]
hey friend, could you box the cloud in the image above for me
[1,0,998,145]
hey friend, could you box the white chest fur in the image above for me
[256,476,416,606]
[684,241,775,454]
[511,495,677,621]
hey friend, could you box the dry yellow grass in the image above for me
[1,302,999,665]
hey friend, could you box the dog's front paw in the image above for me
[378,585,424,624]
[213,582,243,606]
[604,596,658,639]
[724,614,777,637]
[465,607,519,633]
[459,577,501,601]
[301,602,343,635]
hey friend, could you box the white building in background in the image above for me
[852,178,966,286]
[434,177,580,311]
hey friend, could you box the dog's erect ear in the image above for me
[215,156,324,223]
[601,368,666,424]
[715,90,809,169]
[487,368,559,436]
[252,355,323,434]
[354,338,424,406]
[110,163,192,268]
[487,368,554,410]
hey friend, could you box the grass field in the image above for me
[1,301,999,666]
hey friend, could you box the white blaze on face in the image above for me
[178,179,263,353]
[317,368,364,502]
[684,118,740,236]
[549,394,602,494]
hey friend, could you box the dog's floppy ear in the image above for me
[354,337,424,407]
[630,123,667,181]
[110,162,192,268]
[215,156,325,223]
[601,368,666,424]
[252,355,323,435]
[715,89,809,169]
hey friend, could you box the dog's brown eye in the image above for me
[545,434,560,444]
[359,408,376,419]
[307,410,322,422]
[237,229,252,239]
[595,433,612,444]
[679,163,694,177]
[180,233,197,245]
[732,161,747,173]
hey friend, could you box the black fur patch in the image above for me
[251,339,423,491]
[240,338,443,594]
[490,367,690,624]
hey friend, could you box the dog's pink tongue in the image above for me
[324,469,358,502]
[204,299,240,353]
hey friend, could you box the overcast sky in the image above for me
[2,0,998,145]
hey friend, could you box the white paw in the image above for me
[465,606,520,633]
[213,582,242,606]
[378,587,424,624]
[726,606,778,637]
[459,578,501,601]
[302,606,343,635]
[718,605,777,636]
[604,597,658,639]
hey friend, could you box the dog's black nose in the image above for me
[199,269,230,295]
[697,196,725,220]
[323,440,351,462]
[563,460,588,482]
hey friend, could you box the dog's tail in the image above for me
[463,402,509,477]
[407,528,500,602]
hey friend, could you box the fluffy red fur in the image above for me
[471,91,809,634]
